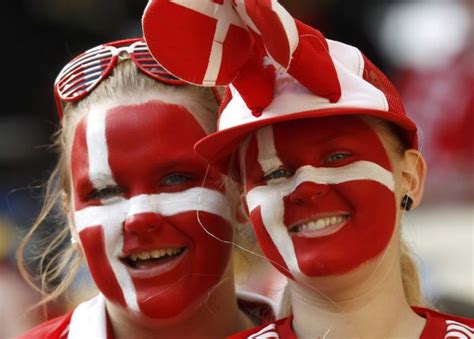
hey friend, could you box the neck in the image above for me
[107,268,255,339]
[289,242,426,339]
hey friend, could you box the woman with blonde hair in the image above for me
[17,38,274,339]
[142,1,474,338]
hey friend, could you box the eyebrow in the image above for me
[151,155,205,172]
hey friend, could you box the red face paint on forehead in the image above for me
[244,116,397,278]
[70,99,232,319]
[105,100,222,196]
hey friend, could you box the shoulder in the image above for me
[15,311,74,339]
[413,306,474,339]
[227,316,295,339]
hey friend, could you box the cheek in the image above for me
[249,207,293,279]
[133,212,234,318]
[290,181,397,277]
[78,226,127,307]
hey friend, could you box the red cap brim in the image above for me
[195,107,418,174]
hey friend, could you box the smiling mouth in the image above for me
[122,247,186,270]
[289,213,350,238]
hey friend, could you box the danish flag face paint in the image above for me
[243,116,396,280]
[70,99,233,319]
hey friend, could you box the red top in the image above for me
[16,292,275,339]
[227,307,474,338]
[15,310,114,339]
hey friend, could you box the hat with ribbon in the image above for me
[142,0,418,172]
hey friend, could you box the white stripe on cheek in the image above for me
[83,108,140,311]
[247,161,395,210]
[126,188,232,221]
[258,190,302,276]
[256,126,283,175]
[86,107,116,188]
[74,198,139,312]
[253,126,301,277]
[74,188,231,232]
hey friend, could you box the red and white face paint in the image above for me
[243,116,396,281]
[70,98,233,319]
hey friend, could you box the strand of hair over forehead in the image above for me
[195,128,425,337]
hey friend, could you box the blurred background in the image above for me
[1,0,472,337]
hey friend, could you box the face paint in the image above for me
[243,116,396,280]
[71,100,233,319]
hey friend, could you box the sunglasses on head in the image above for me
[53,38,188,120]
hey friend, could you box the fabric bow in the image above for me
[142,0,342,116]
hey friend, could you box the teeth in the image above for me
[296,215,348,233]
[127,248,183,261]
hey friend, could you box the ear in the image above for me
[400,149,427,209]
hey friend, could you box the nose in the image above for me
[288,182,330,205]
[124,212,163,234]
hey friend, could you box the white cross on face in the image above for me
[242,119,398,281]
[71,98,234,318]
[170,0,246,85]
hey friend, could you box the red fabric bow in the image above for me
[142,0,341,116]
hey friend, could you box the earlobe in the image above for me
[401,149,427,210]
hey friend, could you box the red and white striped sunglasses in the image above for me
[53,38,188,120]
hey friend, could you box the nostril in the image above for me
[124,212,163,234]
[289,182,330,204]
[289,194,303,205]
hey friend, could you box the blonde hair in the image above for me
[16,60,219,308]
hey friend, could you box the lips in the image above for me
[288,212,350,238]
[120,246,188,279]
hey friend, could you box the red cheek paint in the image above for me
[249,206,293,279]
[79,226,126,307]
[284,181,396,276]
[131,212,233,318]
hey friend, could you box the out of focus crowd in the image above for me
[1,1,472,337]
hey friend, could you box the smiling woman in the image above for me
[15,38,272,339]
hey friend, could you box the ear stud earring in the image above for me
[401,195,413,211]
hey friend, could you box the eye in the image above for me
[323,151,352,164]
[88,186,123,201]
[160,173,193,186]
[263,168,292,182]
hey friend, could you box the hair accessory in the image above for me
[401,195,413,211]
[54,38,187,120]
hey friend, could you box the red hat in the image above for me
[195,39,418,171]
[142,0,418,172]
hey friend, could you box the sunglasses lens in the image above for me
[56,46,114,101]
[131,42,185,85]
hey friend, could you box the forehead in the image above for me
[271,116,375,141]
[249,116,387,153]
[71,98,208,172]
[243,116,392,168]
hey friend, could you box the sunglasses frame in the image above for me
[53,38,188,120]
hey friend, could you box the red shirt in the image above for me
[16,291,276,339]
[227,307,474,338]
